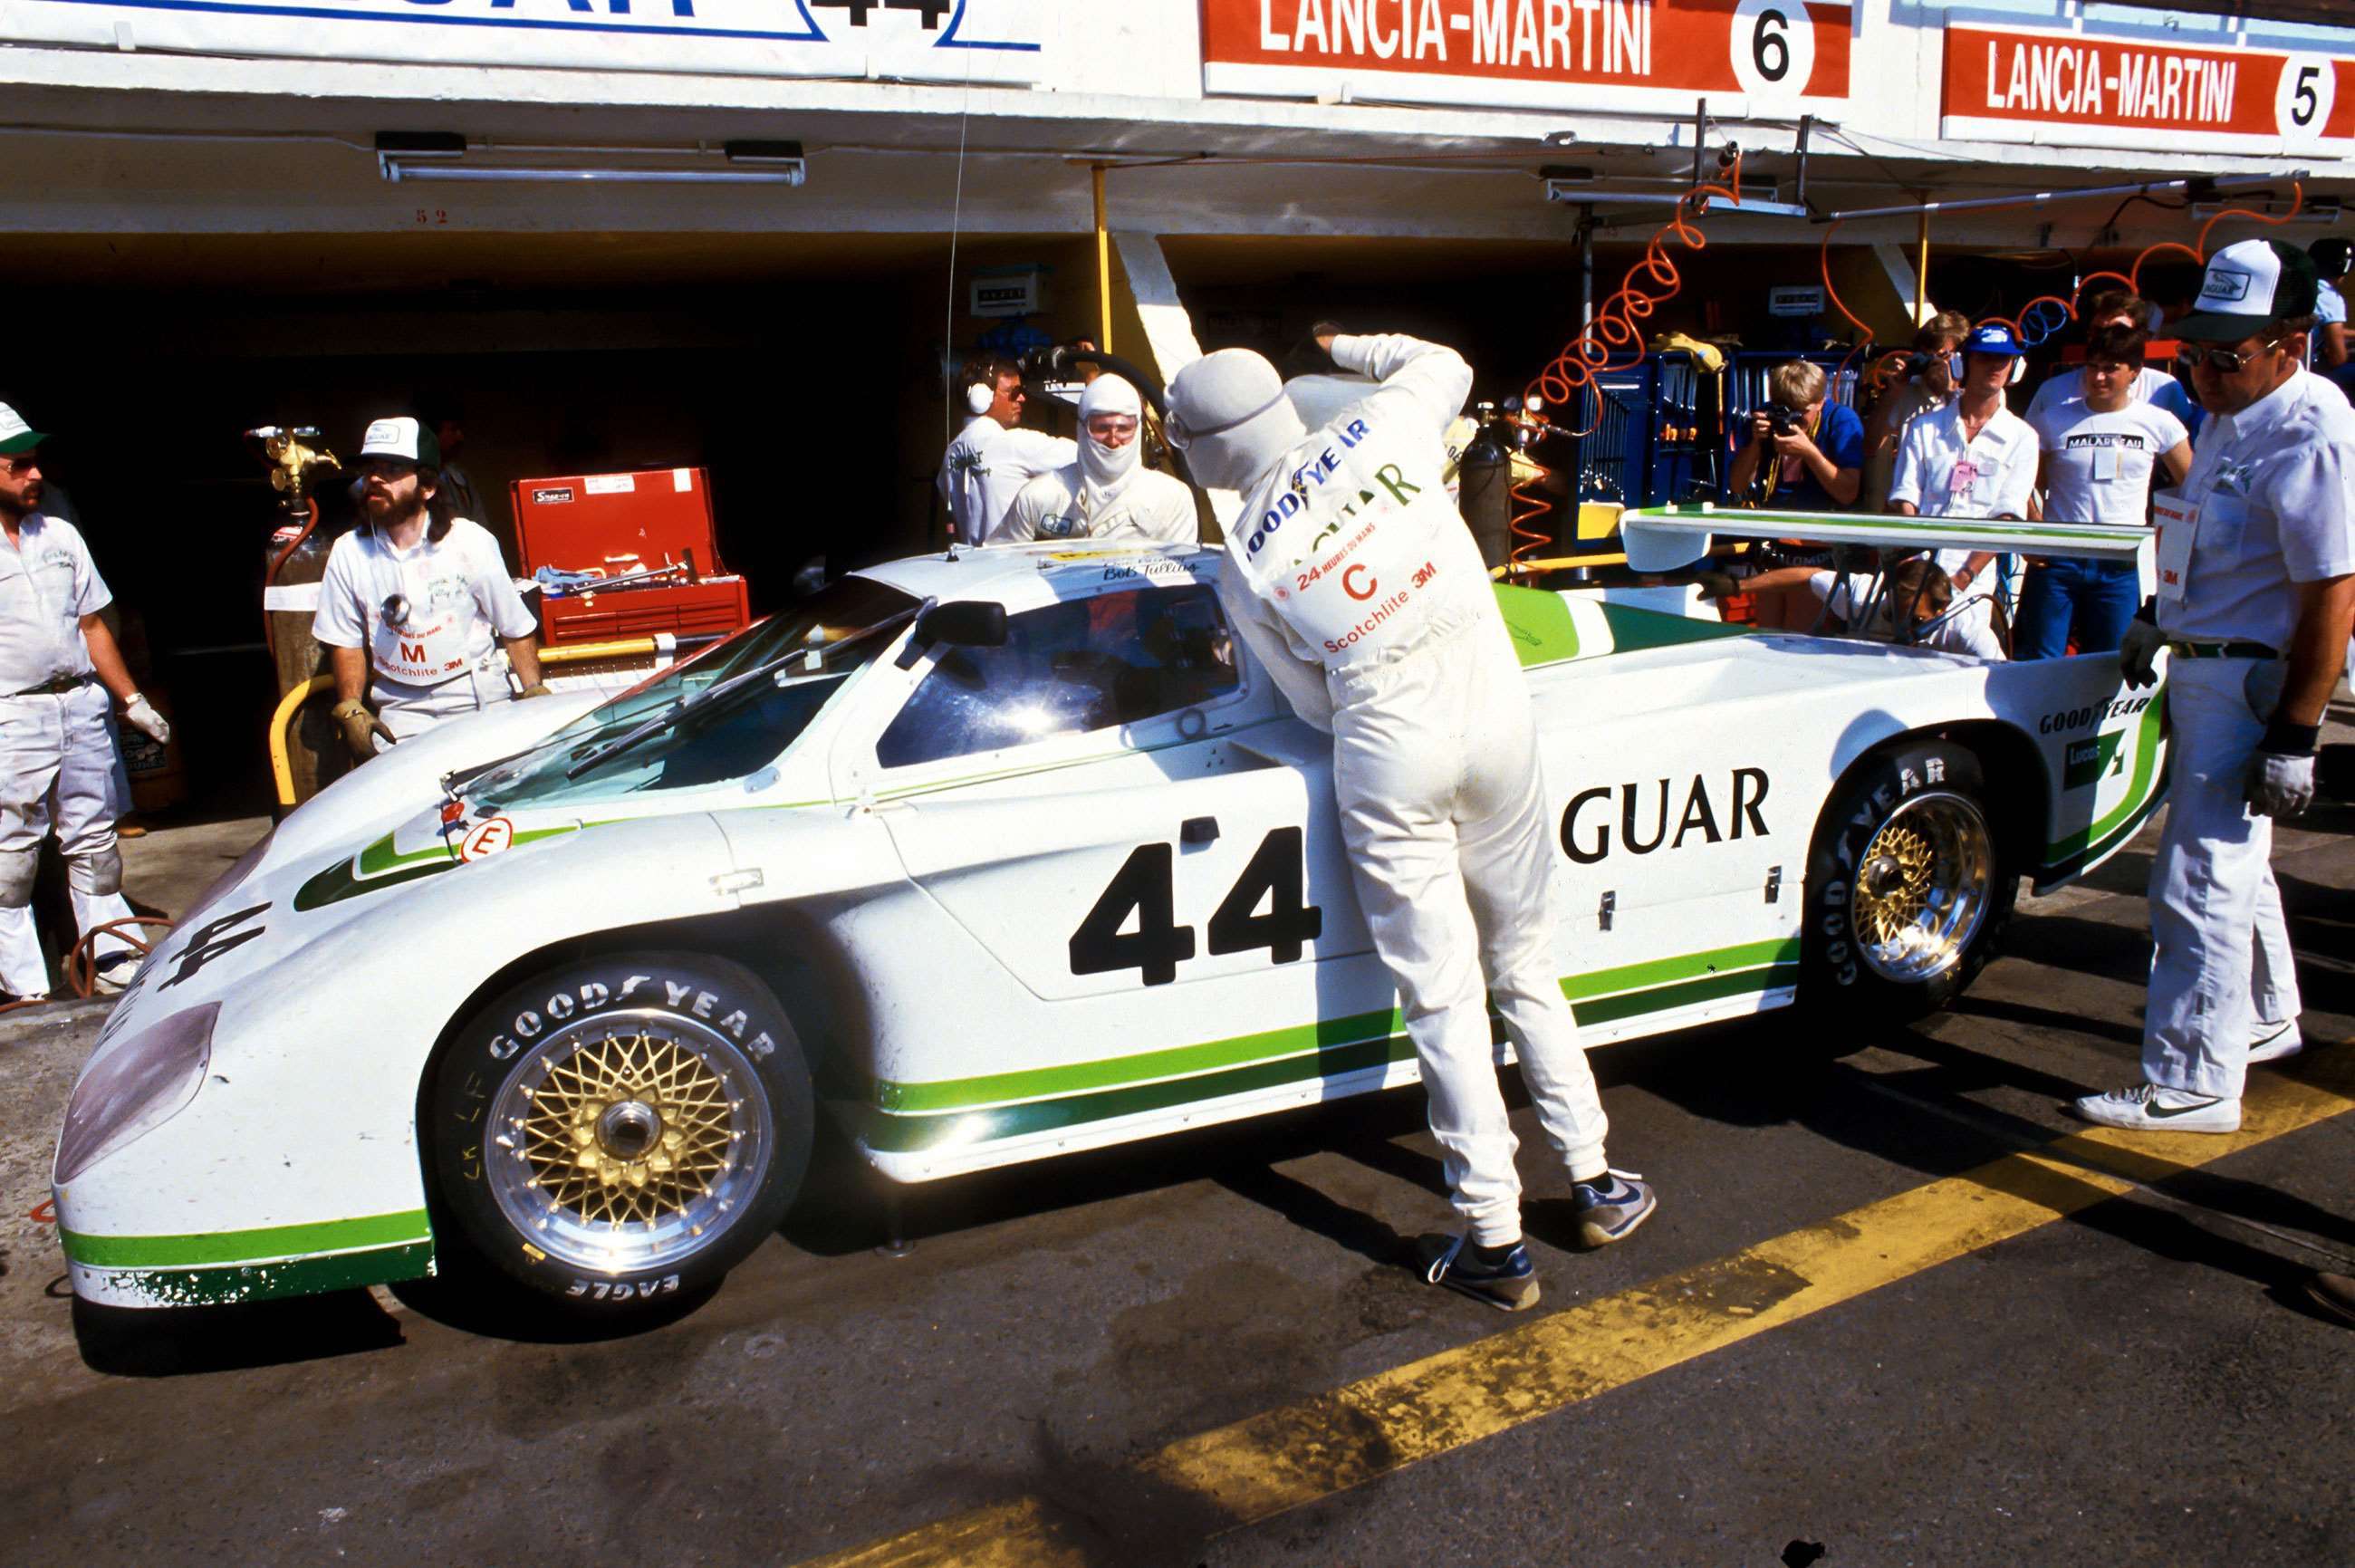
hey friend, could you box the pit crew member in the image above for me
[2076,239,2355,1133]
[312,416,547,759]
[1889,322,2040,619]
[1726,360,1864,510]
[2018,322,2191,659]
[938,356,1077,548]
[0,402,168,1000]
[990,375,1197,545]
[1167,329,1655,1313]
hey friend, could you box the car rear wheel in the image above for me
[427,953,812,1313]
[1802,739,2013,1025]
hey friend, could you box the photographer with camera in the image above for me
[1861,311,1972,512]
[1727,361,1863,511]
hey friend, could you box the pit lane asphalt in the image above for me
[2,808,2350,1568]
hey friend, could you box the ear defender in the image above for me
[2008,357,2026,386]
[966,383,995,415]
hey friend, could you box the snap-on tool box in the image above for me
[509,467,751,647]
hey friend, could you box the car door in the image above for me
[849,577,1374,1005]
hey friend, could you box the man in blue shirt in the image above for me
[1727,360,1864,510]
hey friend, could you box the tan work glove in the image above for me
[516,682,553,699]
[332,697,396,760]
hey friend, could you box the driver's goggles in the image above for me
[1085,416,1140,438]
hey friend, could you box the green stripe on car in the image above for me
[873,938,1800,1117]
[59,1207,433,1269]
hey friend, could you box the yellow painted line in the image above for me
[801,1054,2355,1568]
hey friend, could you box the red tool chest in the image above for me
[508,467,751,647]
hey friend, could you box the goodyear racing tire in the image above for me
[427,953,812,1313]
[1802,739,2014,1026]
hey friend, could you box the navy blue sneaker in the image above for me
[1425,1236,1539,1312]
[1571,1170,1657,1247]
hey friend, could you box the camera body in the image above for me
[1761,401,1808,438]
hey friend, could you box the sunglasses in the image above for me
[2175,338,2286,375]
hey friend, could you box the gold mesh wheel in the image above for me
[1850,792,1994,985]
[485,1009,772,1275]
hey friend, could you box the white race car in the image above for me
[50,512,2167,1317]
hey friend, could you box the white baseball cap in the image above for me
[359,415,442,468]
[0,401,48,457]
[2171,238,2322,342]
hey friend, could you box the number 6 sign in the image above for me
[1732,0,1818,101]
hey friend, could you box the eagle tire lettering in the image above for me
[428,952,814,1314]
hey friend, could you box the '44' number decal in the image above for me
[812,0,952,28]
[1070,829,1324,987]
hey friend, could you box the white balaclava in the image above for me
[1077,374,1146,518]
[1166,349,1309,493]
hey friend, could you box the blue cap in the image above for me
[1964,322,2025,358]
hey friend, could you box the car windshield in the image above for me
[462,576,920,813]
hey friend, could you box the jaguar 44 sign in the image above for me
[0,0,1049,82]
[1202,0,1851,114]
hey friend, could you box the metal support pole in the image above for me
[1092,162,1114,356]
[1824,169,2300,224]
[1580,205,1596,331]
[1916,209,1930,324]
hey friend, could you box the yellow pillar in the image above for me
[1916,210,1930,324]
[1093,164,1114,355]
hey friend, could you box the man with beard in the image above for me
[0,402,168,1000]
[990,375,1197,544]
[312,416,546,759]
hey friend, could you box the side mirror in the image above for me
[924,601,1008,648]
[894,598,1008,669]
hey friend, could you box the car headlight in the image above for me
[53,1003,220,1186]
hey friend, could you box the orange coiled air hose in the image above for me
[1507,151,1746,576]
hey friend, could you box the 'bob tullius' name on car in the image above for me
[46,524,2171,1327]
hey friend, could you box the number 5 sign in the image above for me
[1944,22,2355,154]
[1200,0,1852,117]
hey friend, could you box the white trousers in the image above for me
[2143,657,2301,1100]
[1329,611,1610,1247]
[370,659,514,751]
[0,681,136,996]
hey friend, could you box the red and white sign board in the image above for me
[1943,23,2355,155]
[1202,0,1852,116]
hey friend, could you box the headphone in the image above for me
[966,382,995,416]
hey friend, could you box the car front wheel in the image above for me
[1802,739,2013,1024]
[427,953,812,1313]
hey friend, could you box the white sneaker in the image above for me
[2071,1082,2241,1133]
[2246,1021,2303,1065]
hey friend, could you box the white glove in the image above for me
[2246,750,2316,818]
[2118,617,2164,688]
[121,693,170,746]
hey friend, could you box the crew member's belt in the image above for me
[5,672,90,697]
[2165,640,2278,661]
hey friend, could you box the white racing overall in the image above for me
[0,514,136,995]
[1216,334,1610,1246]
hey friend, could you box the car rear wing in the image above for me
[1618,504,2153,572]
